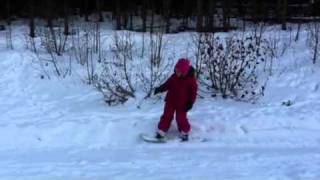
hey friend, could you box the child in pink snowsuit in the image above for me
[154,58,198,141]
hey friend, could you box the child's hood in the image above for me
[175,58,191,76]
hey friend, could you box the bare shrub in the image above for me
[71,21,102,84]
[251,22,267,46]
[138,33,173,98]
[38,24,68,56]
[95,31,136,105]
[268,28,292,59]
[307,22,320,64]
[33,47,73,78]
[24,32,38,53]
[196,33,270,102]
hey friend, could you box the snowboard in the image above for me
[139,133,171,143]
[140,133,210,143]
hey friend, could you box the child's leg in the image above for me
[176,110,191,135]
[157,103,175,134]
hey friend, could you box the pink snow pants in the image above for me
[157,103,191,134]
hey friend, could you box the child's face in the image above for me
[175,68,183,77]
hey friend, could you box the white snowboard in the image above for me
[139,133,170,143]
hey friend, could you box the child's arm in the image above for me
[154,75,174,94]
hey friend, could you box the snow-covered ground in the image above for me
[0,22,320,180]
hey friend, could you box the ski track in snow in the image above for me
[0,25,320,179]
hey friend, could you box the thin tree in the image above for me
[308,21,320,64]
[5,0,11,25]
[128,1,134,30]
[149,0,155,33]
[115,0,122,30]
[96,0,104,22]
[181,0,190,31]
[281,0,288,30]
[45,0,54,28]
[63,1,70,35]
[29,0,35,38]
[84,0,89,21]
[237,0,246,31]
[276,0,281,24]
[222,0,231,31]
[196,0,204,32]
[141,0,148,32]
[163,0,171,33]
[206,0,216,32]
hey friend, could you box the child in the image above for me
[154,58,198,141]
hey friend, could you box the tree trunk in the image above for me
[163,0,171,33]
[222,0,230,31]
[281,0,287,30]
[5,0,11,25]
[276,0,281,23]
[141,0,147,32]
[238,0,246,31]
[45,0,54,28]
[295,22,301,42]
[253,0,264,23]
[115,0,122,30]
[127,0,134,30]
[196,0,203,32]
[84,0,89,21]
[313,23,319,64]
[150,8,154,33]
[313,40,318,64]
[124,12,129,29]
[207,0,215,32]
[129,11,133,30]
[96,0,104,22]
[64,2,70,36]
[181,0,189,31]
[29,0,35,38]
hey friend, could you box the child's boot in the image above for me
[180,134,189,142]
[155,131,166,141]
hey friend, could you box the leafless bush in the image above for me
[268,28,292,60]
[196,33,270,102]
[39,25,68,56]
[33,48,72,79]
[307,22,320,64]
[140,33,146,58]
[95,31,136,105]
[251,22,267,46]
[24,33,38,53]
[138,33,173,98]
[29,25,70,78]
[71,21,102,84]
[252,23,286,75]
[264,36,278,75]
[26,20,104,80]
[72,33,96,83]
[194,33,204,78]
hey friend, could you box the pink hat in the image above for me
[175,58,191,76]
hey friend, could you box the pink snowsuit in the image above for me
[157,59,198,135]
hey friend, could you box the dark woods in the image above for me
[0,0,320,34]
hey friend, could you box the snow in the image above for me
[0,22,320,180]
